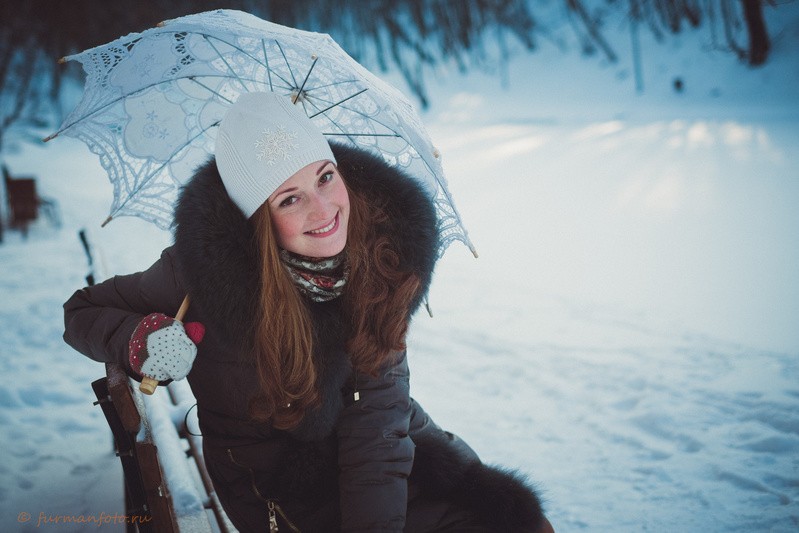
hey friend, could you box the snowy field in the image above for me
[1,4,798,532]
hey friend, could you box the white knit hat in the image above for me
[215,92,336,218]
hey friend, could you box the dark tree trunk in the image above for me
[742,0,770,65]
[629,0,645,93]
[566,0,618,62]
[680,0,702,27]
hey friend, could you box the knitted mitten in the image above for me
[128,313,205,381]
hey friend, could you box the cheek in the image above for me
[335,182,351,216]
[269,212,302,246]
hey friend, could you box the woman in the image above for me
[64,92,553,532]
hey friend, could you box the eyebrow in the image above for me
[316,161,332,175]
[270,161,334,202]
[271,186,298,203]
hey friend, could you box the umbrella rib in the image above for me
[293,56,318,103]
[322,133,401,137]
[109,120,221,218]
[188,77,234,103]
[197,32,294,88]
[306,92,403,139]
[262,39,274,91]
[308,88,369,118]
[327,101,401,134]
[304,79,361,92]
[301,93,402,147]
[202,35,249,92]
[275,40,299,88]
[300,95,361,146]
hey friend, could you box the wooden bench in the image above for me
[91,363,235,533]
[77,227,233,532]
[2,164,61,239]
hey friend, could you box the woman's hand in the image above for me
[128,313,205,381]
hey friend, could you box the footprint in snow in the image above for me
[17,388,82,407]
[630,413,704,453]
[737,435,799,454]
[70,464,93,476]
[716,468,792,505]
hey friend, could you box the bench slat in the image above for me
[95,363,226,532]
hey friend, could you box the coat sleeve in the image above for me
[62,248,185,377]
[336,350,414,532]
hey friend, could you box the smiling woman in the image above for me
[63,91,551,532]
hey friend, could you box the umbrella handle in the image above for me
[139,295,191,395]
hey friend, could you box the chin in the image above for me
[317,241,347,258]
[295,238,347,259]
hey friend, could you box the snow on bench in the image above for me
[92,363,235,532]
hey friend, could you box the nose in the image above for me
[307,191,332,221]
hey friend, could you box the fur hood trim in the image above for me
[172,144,439,441]
[172,143,439,353]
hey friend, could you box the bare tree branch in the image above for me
[721,0,749,58]
[566,0,619,62]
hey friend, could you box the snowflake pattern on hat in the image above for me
[254,125,299,166]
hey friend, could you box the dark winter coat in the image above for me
[63,144,545,532]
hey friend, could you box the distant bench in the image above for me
[92,363,235,533]
[2,164,60,239]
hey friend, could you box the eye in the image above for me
[279,195,299,208]
[319,171,335,185]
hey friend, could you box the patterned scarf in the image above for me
[279,249,349,302]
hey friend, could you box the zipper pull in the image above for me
[353,390,360,402]
[268,501,279,532]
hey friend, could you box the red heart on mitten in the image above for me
[129,314,206,378]
[184,321,206,344]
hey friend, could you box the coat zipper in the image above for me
[226,448,301,532]
[268,501,279,533]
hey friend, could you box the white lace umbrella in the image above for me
[46,9,475,258]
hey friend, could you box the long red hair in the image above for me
[248,180,421,429]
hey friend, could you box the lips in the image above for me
[305,212,339,237]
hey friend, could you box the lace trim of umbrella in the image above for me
[46,15,475,258]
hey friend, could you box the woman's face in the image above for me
[267,160,350,258]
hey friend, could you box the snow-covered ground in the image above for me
[1,3,798,531]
